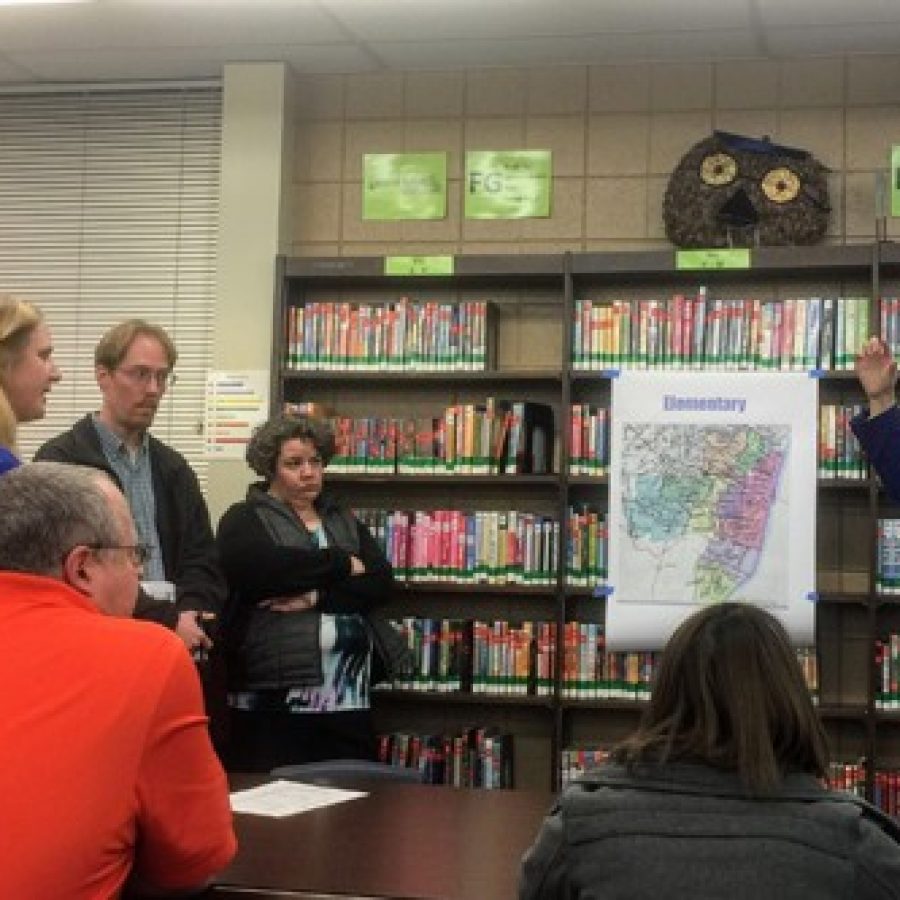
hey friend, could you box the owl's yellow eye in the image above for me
[761,167,801,203]
[699,153,738,186]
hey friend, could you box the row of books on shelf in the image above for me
[570,404,610,476]
[381,618,553,696]
[292,401,554,475]
[377,617,819,703]
[876,523,900,595]
[285,300,488,371]
[572,293,870,372]
[376,727,514,789]
[357,508,561,586]
[559,622,817,703]
[875,633,900,710]
[818,403,866,480]
[286,401,866,482]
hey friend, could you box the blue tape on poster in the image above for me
[809,369,826,379]
[806,591,819,603]
[593,584,614,598]
[601,369,621,379]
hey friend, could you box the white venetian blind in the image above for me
[0,85,221,489]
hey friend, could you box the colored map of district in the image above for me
[620,423,789,605]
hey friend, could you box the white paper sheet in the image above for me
[230,779,367,818]
[607,371,816,650]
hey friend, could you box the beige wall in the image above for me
[210,55,900,519]
[289,55,900,255]
[210,62,297,522]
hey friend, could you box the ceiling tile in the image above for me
[757,0,900,28]
[765,23,900,56]
[0,3,346,52]
[370,30,758,71]
[325,0,754,41]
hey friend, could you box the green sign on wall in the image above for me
[464,150,552,219]
[892,146,900,217]
[363,152,447,220]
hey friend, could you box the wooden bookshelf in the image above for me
[273,244,900,798]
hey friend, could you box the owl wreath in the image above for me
[663,130,830,248]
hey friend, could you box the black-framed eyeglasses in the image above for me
[85,543,152,567]
[114,365,177,390]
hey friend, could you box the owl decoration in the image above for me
[663,130,830,248]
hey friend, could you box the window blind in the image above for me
[0,86,221,489]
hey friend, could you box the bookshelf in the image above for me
[273,244,900,803]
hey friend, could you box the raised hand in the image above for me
[855,336,898,416]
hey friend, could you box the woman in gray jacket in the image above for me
[520,603,900,900]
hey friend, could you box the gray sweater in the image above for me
[519,762,900,900]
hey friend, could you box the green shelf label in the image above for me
[384,255,454,276]
[892,146,900,217]
[675,249,751,270]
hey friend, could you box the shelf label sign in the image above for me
[363,152,447,220]
[892,146,900,217]
[384,255,454,276]
[675,248,751,270]
[464,150,552,219]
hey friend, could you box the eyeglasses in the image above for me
[85,543,152,567]
[114,366,177,389]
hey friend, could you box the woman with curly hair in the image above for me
[217,414,395,772]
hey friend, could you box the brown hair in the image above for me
[0,295,44,449]
[245,414,335,480]
[94,319,177,370]
[612,602,829,793]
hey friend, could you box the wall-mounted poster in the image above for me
[464,150,552,219]
[892,145,900,217]
[362,152,447,220]
[606,371,816,650]
[204,370,270,458]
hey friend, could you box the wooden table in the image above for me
[211,780,554,899]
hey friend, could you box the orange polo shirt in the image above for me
[0,571,236,898]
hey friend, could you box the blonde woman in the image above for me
[0,296,61,473]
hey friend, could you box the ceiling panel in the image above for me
[0,0,897,84]
[766,23,900,56]
[0,52,34,83]
[371,30,759,71]
[0,3,347,52]
[326,0,754,42]
[757,0,900,28]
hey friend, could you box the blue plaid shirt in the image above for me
[92,415,166,582]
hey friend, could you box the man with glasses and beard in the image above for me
[35,320,226,739]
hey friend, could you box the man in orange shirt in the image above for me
[0,462,236,898]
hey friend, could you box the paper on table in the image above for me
[230,779,367,818]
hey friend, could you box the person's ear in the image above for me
[63,545,94,594]
[95,364,112,390]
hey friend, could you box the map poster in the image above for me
[606,371,816,650]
